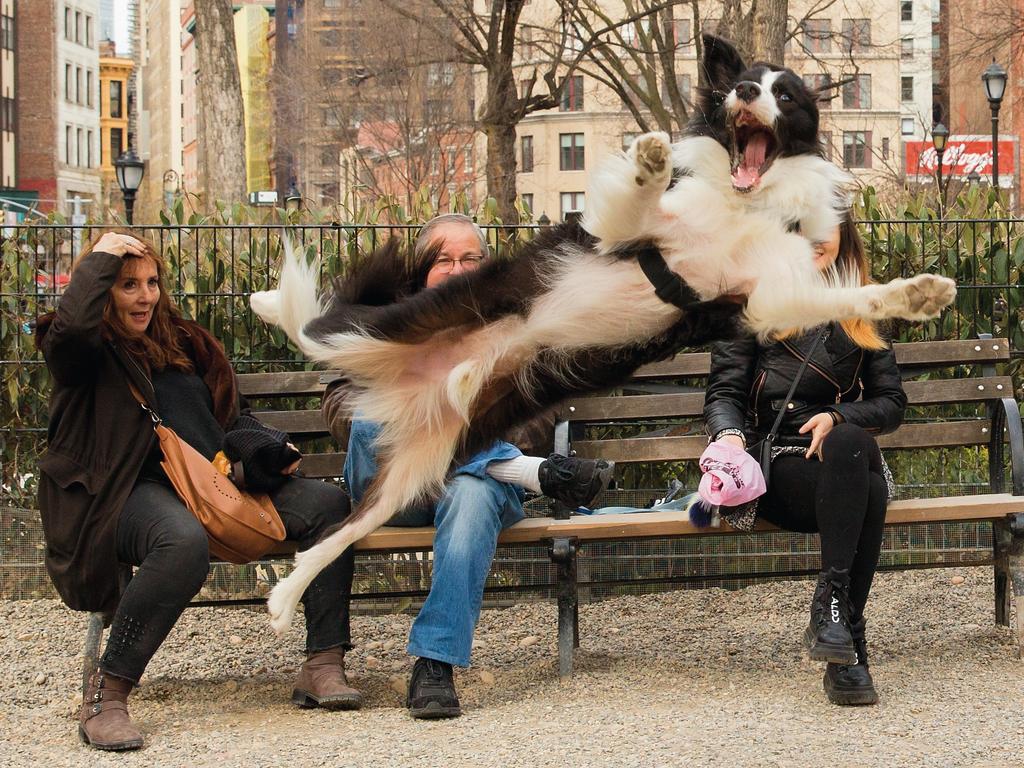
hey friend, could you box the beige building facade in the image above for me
[498,0,905,222]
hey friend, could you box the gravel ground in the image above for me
[0,567,1021,768]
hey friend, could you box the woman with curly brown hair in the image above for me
[37,230,360,751]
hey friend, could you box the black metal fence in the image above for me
[1,220,1021,606]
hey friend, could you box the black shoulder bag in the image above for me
[753,328,828,494]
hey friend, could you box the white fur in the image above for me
[253,132,956,636]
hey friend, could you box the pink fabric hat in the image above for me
[698,439,767,508]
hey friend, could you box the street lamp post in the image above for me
[981,60,1007,189]
[932,122,949,209]
[113,149,145,225]
[284,184,302,213]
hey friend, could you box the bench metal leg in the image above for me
[549,536,579,679]
[83,612,105,692]
[994,518,1013,627]
[1007,514,1024,659]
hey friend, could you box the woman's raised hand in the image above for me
[93,232,147,259]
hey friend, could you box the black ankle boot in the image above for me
[824,618,878,705]
[803,567,857,664]
[407,657,461,719]
[538,454,614,509]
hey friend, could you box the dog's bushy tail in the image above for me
[250,236,329,360]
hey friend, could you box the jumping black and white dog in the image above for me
[251,35,956,634]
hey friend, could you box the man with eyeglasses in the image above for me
[323,214,612,719]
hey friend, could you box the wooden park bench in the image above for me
[82,336,1024,685]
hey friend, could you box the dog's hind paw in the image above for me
[629,132,673,190]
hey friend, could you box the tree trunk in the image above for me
[751,0,788,62]
[480,64,520,224]
[193,0,247,207]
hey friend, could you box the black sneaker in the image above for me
[407,657,461,719]
[824,619,878,705]
[538,454,614,509]
[803,567,857,665]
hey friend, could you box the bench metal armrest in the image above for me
[989,396,1024,496]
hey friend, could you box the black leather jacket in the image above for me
[704,324,907,446]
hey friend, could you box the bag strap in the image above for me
[125,380,163,429]
[766,327,828,440]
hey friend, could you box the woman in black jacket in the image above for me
[703,218,907,706]
[38,230,361,751]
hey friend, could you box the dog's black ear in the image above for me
[700,34,746,93]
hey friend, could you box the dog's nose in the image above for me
[734,81,761,103]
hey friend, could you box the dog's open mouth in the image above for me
[730,112,778,192]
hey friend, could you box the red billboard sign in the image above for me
[905,135,1017,188]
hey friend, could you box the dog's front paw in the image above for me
[629,131,673,190]
[880,274,957,320]
[266,581,298,637]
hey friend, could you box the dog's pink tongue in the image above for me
[733,132,770,190]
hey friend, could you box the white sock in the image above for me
[486,456,546,493]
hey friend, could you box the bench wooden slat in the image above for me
[572,421,997,463]
[561,376,1015,422]
[259,410,328,435]
[238,370,342,397]
[258,493,1023,558]
[627,338,1010,381]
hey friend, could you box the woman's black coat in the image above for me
[703,325,907,445]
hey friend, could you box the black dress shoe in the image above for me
[407,657,461,719]
[538,454,614,509]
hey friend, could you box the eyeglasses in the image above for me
[431,255,483,273]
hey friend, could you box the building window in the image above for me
[86,70,94,108]
[840,19,870,53]
[87,130,93,167]
[802,19,831,54]
[559,133,585,170]
[1,13,14,51]
[803,73,832,109]
[521,193,533,215]
[622,132,639,152]
[560,75,583,112]
[85,15,92,48]
[75,10,81,43]
[521,26,534,58]
[520,135,534,172]
[901,38,913,59]
[464,143,473,173]
[901,117,915,135]
[661,73,691,104]
[322,108,340,127]
[0,97,14,132]
[901,1,913,21]
[560,192,585,220]
[76,66,82,104]
[901,76,914,102]
[76,128,83,166]
[842,75,871,109]
[110,127,124,164]
[65,7,72,40]
[66,125,72,164]
[324,0,343,6]
[667,18,692,55]
[882,137,889,160]
[110,80,122,118]
[842,131,870,168]
[65,63,72,101]
[428,62,455,87]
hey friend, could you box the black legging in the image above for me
[757,423,888,621]
[100,476,355,684]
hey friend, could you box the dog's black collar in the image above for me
[636,245,701,310]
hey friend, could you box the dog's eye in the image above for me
[777,92,793,102]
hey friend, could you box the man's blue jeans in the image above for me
[344,419,525,667]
